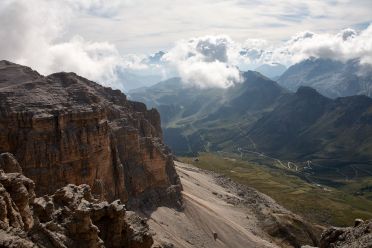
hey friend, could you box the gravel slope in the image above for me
[148,162,280,248]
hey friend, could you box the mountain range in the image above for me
[0,60,370,248]
[278,57,372,98]
[0,60,334,248]
[129,70,372,188]
[255,63,287,79]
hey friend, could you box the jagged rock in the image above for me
[31,184,153,248]
[0,61,182,209]
[0,166,153,248]
[0,170,35,231]
[320,219,372,248]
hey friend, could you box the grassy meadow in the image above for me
[180,153,372,227]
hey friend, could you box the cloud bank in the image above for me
[150,25,372,88]
[0,0,123,88]
[0,0,371,90]
[163,36,241,88]
[241,25,372,66]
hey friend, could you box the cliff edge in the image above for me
[0,60,182,209]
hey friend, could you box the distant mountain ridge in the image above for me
[255,63,287,79]
[129,72,279,153]
[130,71,372,169]
[247,86,372,162]
[278,57,372,98]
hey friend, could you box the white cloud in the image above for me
[65,0,125,17]
[0,0,124,89]
[262,25,372,66]
[121,54,149,70]
[62,0,372,54]
[228,24,371,70]
[164,36,242,88]
[47,37,122,85]
[159,25,372,86]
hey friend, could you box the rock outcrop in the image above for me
[320,219,372,248]
[0,158,153,248]
[0,60,181,209]
[0,170,35,233]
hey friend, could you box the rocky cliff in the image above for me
[0,153,153,248]
[0,60,181,209]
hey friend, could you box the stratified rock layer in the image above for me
[0,156,153,248]
[0,60,181,208]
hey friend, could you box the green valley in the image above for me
[181,153,372,227]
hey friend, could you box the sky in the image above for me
[65,0,372,53]
[1,0,372,90]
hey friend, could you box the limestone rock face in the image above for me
[320,220,372,248]
[0,61,181,208]
[0,166,153,248]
